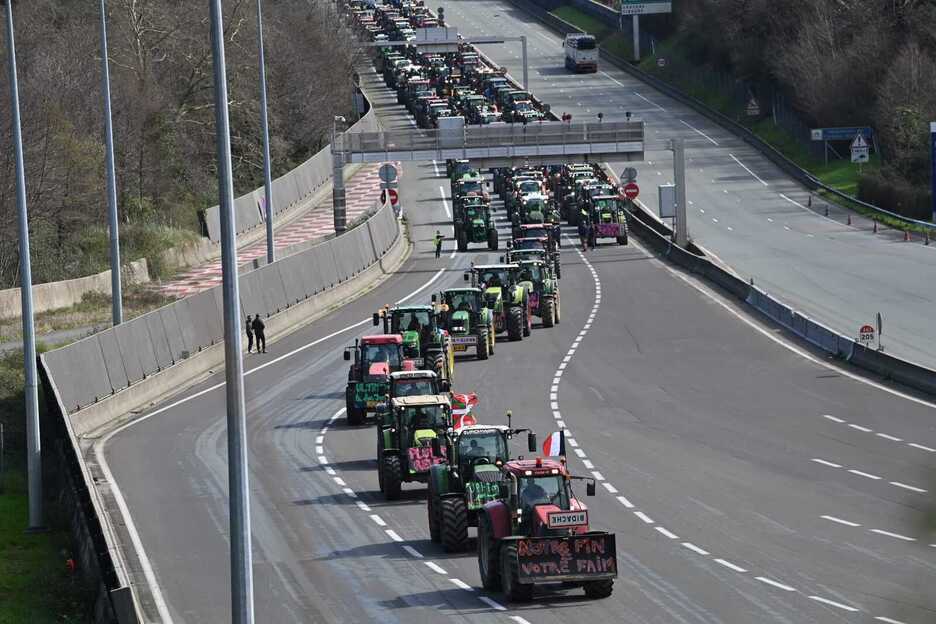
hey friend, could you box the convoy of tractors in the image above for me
[335,0,622,604]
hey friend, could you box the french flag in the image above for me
[542,430,565,457]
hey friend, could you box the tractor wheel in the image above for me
[477,514,502,591]
[382,455,402,501]
[377,434,385,493]
[441,497,469,552]
[500,544,533,602]
[428,486,442,543]
[584,579,614,599]
[346,402,364,426]
[488,228,498,250]
[555,262,561,280]
[457,230,468,252]
[555,295,561,324]
[542,297,555,328]
[488,324,495,354]
[617,233,628,246]
[522,303,532,337]
[507,306,523,341]
[477,326,490,360]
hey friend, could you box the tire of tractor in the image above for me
[501,544,533,602]
[441,497,469,552]
[432,351,447,382]
[555,295,562,324]
[377,435,386,493]
[542,297,555,328]
[428,489,441,543]
[556,262,561,280]
[477,326,490,360]
[507,306,523,341]
[477,514,502,591]
[457,230,468,252]
[383,455,402,501]
[584,579,614,599]
[488,228,498,250]
[522,304,532,337]
[488,324,495,354]
[346,403,363,426]
[617,233,628,246]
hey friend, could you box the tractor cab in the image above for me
[499,457,594,537]
[388,370,445,399]
[436,287,496,359]
[375,303,455,384]
[378,395,453,499]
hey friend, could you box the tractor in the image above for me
[453,195,498,252]
[343,335,413,426]
[584,195,629,246]
[476,457,617,601]
[377,395,452,500]
[427,412,537,552]
[434,288,496,360]
[514,259,561,328]
[374,304,455,386]
[464,264,532,341]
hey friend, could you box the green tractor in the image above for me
[374,304,455,386]
[464,264,532,341]
[453,195,498,252]
[433,288,496,360]
[510,194,551,229]
[377,395,452,500]
[427,413,537,552]
[451,170,488,206]
[514,259,561,328]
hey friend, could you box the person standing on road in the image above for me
[245,315,254,353]
[577,220,588,252]
[434,230,444,258]
[252,314,267,353]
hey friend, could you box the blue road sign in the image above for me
[810,126,874,142]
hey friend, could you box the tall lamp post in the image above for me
[99,0,123,325]
[256,0,274,264]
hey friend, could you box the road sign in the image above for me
[745,96,760,117]
[381,188,399,206]
[658,184,675,219]
[810,126,873,142]
[379,163,398,183]
[622,167,638,182]
[656,57,666,68]
[851,132,870,163]
[622,182,640,200]
[620,0,672,15]
[858,324,876,346]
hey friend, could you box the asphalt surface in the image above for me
[442,0,936,371]
[101,21,936,624]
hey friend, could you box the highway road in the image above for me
[443,0,936,371]
[97,14,936,624]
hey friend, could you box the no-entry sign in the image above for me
[622,182,640,200]
[381,188,399,206]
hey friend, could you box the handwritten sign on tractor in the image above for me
[465,481,500,509]
[516,534,617,582]
[408,446,446,473]
[353,382,387,405]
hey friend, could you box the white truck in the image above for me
[563,33,598,73]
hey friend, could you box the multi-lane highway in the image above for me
[95,8,936,624]
[444,0,936,370]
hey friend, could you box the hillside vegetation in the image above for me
[0,0,360,289]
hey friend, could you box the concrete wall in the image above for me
[0,258,150,321]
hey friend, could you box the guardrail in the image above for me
[509,0,936,232]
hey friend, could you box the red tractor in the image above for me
[344,335,416,426]
[476,457,617,601]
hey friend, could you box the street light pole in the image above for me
[4,0,43,530]
[208,1,254,622]
[672,137,688,247]
[256,0,274,264]
[99,0,122,325]
[332,115,347,234]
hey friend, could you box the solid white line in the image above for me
[714,558,747,573]
[634,511,654,525]
[438,186,452,218]
[370,514,386,527]
[848,469,881,480]
[909,442,936,452]
[449,578,474,591]
[402,545,423,559]
[478,596,507,611]
[811,458,842,468]
[582,459,594,469]
[425,561,447,574]
[809,595,859,612]
[655,526,679,539]
[633,90,665,112]
[682,542,709,556]
[890,481,927,493]
[679,119,719,145]
[729,154,768,186]
[592,471,605,481]
[877,433,902,442]
[822,414,845,423]
[617,495,635,509]
[870,529,916,542]
[356,501,371,512]
[756,577,797,592]
[385,529,404,542]
[602,482,619,494]
[821,515,861,527]
[848,424,873,433]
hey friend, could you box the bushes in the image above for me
[859,169,932,221]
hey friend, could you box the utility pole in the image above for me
[256,0,274,264]
[208,1,254,622]
[5,0,43,530]
[521,36,528,90]
[332,115,347,233]
[99,0,122,325]
[632,15,640,62]
[672,137,688,247]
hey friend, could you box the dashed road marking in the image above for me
[715,559,747,573]
[809,596,858,612]
[756,577,797,592]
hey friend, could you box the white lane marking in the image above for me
[602,482,619,494]
[811,458,842,468]
[566,438,578,447]
[848,424,873,433]
[909,442,936,452]
[714,559,747,573]
[712,218,719,223]
[679,119,719,145]
[402,545,423,559]
[848,469,881,480]
[574,448,586,458]
[870,529,916,542]
[875,617,908,624]
[582,459,594,469]
[633,90,665,112]
[556,420,567,428]
[449,578,474,591]
[821,515,861,527]
[318,455,329,465]
[342,488,357,498]
[634,511,654,525]
[324,466,336,476]
[756,577,797,592]
[315,435,324,444]
[385,529,404,542]
[478,596,507,611]
[727,226,734,232]
[655,526,679,539]
[592,471,605,481]
[809,595,859,612]
[370,514,387,527]
[877,433,902,442]
[729,154,768,186]
[511,617,533,624]
[424,561,447,574]
[315,445,324,455]
[682,542,709,556]
[356,501,371,512]
[438,186,452,218]
[891,481,927,493]
[334,476,346,486]
[617,495,634,509]
[432,159,441,177]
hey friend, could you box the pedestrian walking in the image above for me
[577,220,588,252]
[245,314,254,353]
[552,222,562,249]
[586,221,595,250]
[252,314,266,353]
[434,230,444,258]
